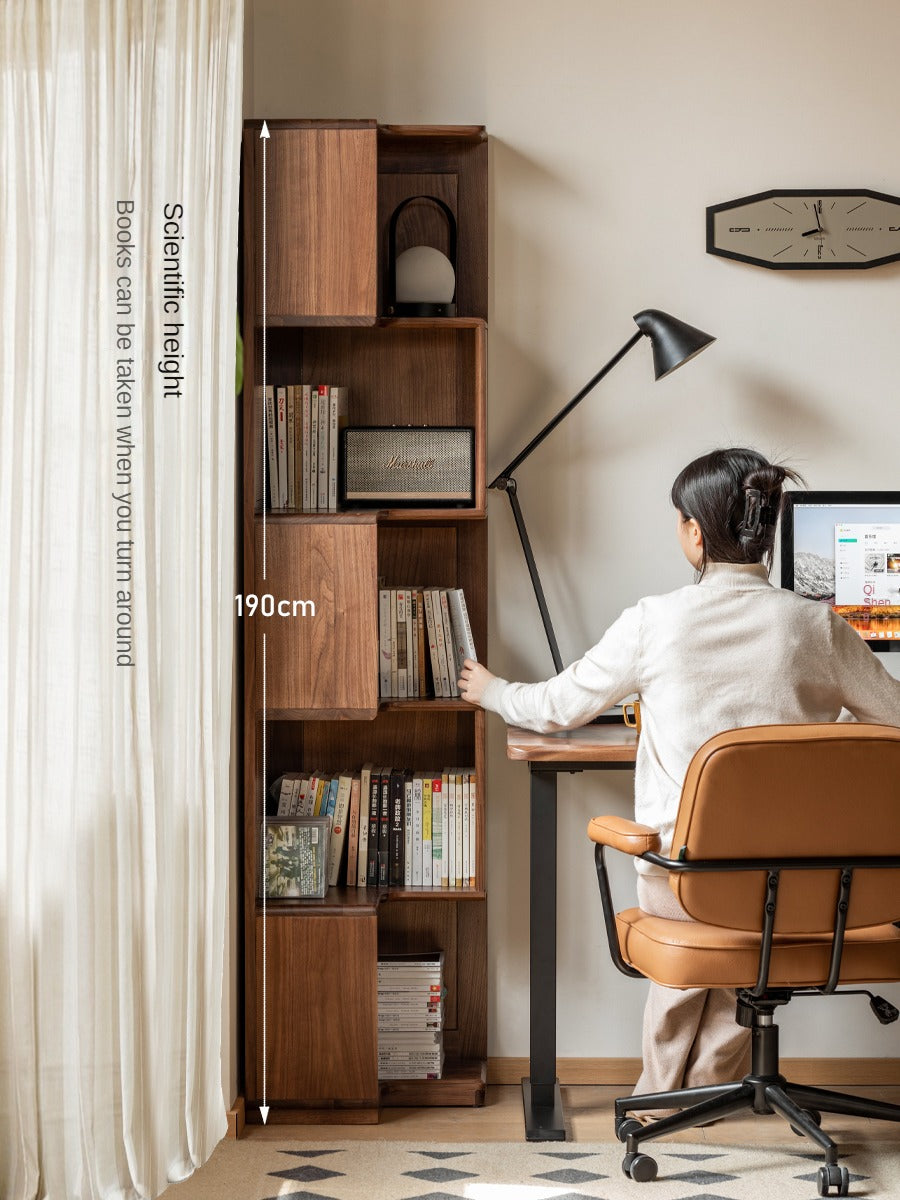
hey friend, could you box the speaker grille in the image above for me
[342,427,475,505]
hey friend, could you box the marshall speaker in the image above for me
[341,426,475,507]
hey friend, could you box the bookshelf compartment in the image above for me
[253,322,486,516]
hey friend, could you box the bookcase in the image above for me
[240,120,488,1122]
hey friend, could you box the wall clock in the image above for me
[706,189,900,269]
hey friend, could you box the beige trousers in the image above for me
[631,874,751,1109]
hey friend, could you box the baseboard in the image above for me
[487,1057,900,1087]
[227,1095,245,1140]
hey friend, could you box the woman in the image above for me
[459,447,900,1107]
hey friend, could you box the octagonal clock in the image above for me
[707,189,900,269]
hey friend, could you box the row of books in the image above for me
[263,382,347,512]
[380,586,476,699]
[270,764,478,890]
[378,952,445,1079]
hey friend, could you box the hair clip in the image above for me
[740,488,763,536]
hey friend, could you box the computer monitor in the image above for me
[781,491,900,653]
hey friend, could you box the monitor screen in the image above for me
[781,491,900,652]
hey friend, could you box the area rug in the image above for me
[163,1138,899,1200]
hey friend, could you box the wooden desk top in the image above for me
[506,724,638,763]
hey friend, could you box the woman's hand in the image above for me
[458,659,496,707]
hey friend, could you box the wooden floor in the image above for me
[243,1084,900,1145]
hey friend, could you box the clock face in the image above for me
[707,190,900,269]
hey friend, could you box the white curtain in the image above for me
[0,3,243,1196]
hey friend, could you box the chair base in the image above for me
[615,1001,900,1193]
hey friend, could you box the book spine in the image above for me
[389,589,399,699]
[276,386,288,509]
[328,385,348,512]
[388,769,404,887]
[428,774,439,887]
[406,589,416,698]
[461,768,470,888]
[422,776,432,888]
[415,589,427,697]
[404,773,414,887]
[447,587,477,664]
[396,589,408,699]
[308,384,319,511]
[345,774,360,886]
[423,589,442,698]
[367,768,381,886]
[439,590,460,695]
[412,773,423,886]
[468,769,477,887]
[357,764,373,886]
[264,386,278,510]
[453,769,464,887]
[317,384,329,511]
[379,590,392,698]
[301,383,312,511]
[378,770,391,886]
[286,385,296,509]
[327,774,353,886]
[431,590,452,698]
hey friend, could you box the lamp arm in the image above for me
[488,329,644,488]
[501,478,565,674]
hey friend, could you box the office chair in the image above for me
[588,723,900,1196]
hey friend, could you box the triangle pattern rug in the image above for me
[162,1138,899,1200]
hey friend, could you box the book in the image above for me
[406,588,417,698]
[423,589,443,697]
[439,590,460,695]
[276,385,288,509]
[345,774,361,887]
[286,385,296,509]
[264,386,278,510]
[261,817,331,899]
[467,768,477,887]
[395,589,408,699]
[327,772,354,886]
[415,590,427,697]
[378,589,392,698]
[411,773,423,886]
[388,768,406,887]
[404,772,414,887]
[309,385,319,512]
[430,589,453,697]
[300,383,312,511]
[316,384,329,511]
[447,587,477,666]
[366,767,382,887]
[328,385,348,511]
[357,764,373,886]
[377,769,391,886]
[422,774,433,887]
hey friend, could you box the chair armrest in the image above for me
[587,815,661,857]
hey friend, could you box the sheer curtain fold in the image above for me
[1,4,243,1196]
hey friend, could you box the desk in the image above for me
[507,724,638,1141]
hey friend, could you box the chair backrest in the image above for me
[669,723,900,934]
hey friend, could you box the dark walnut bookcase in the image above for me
[240,120,488,1123]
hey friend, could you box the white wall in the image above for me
[243,0,900,1059]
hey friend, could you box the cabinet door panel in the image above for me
[255,915,378,1104]
[255,520,379,716]
[256,127,377,320]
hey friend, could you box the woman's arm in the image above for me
[457,603,643,733]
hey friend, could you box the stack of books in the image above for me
[262,382,348,512]
[379,586,476,699]
[377,952,445,1080]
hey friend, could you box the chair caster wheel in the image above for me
[622,1152,658,1182]
[791,1107,822,1136]
[616,1116,643,1143]
[817,1163,849,1196]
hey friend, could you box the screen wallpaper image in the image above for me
[792,504,900,641]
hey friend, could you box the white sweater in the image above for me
[481,562,900,873]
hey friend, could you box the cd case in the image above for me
[260,817,332,899]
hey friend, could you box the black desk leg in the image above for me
[522,767,565,1141]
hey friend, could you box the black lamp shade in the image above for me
[633,309,716,380]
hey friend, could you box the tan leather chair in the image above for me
[588,723,900,1196]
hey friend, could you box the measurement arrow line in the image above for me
[259,120,271,1127]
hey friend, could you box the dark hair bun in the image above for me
[743,464,788,496]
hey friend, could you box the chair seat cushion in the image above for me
[616,907,900,989]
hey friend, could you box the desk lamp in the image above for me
[489,309,715,672]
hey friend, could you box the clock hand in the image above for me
[801,228,822,237]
